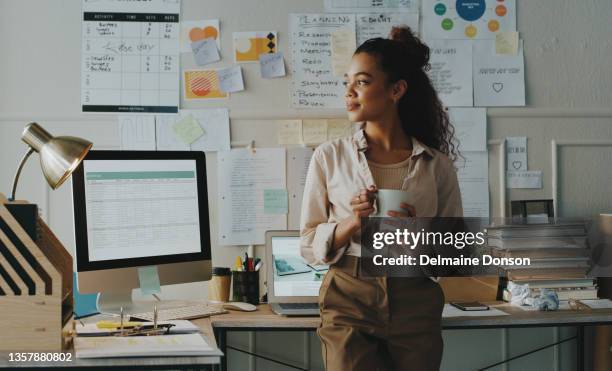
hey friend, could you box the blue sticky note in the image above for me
[138,266,161,295]
[264,189,288,214]
[73,272,99,318]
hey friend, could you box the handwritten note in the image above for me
[181,19,220,53]
[172,114,204,144]
[473,39,525,106]
[356,13,419,45]
[278,120,303,145]
[427,39,473,107]
[290,14,356,108]
[506,136,527,171]
[191,38,220,66]
[263,189,289,214]
[496,31,519,55]
[259,52,286,78]
[302,119,328,144]
[217,66,244,93]
[331,29,357,76]
[327,119,352,140]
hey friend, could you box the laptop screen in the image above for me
[271,236,328,297]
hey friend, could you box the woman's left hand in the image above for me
[387,202,416,218]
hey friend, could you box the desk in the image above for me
[0,317,220,370]
[210,303,612,371]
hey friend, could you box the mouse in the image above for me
[222,302,257,312]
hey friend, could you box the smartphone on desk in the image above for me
[450,301,490,311]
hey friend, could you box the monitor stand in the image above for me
[96,289,181,315]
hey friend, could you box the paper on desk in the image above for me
[456,151,490,217]
[331,29,356,76]
[119,115,156,150]
[172,114,204,144]
[76,320,200,336]
[287,147,314,230]
[302,119,328,145]
[260,52,286,78]
[513,301,572,311]
[191,38,221,66]
[443,304,509,317]
[75,333,221,358]
[278,120,303,145]
[217,148,287,245]
[581,299,612,309]
[218,65,244,93]
[448,108,486,152]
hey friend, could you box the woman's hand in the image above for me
[349,186,377,228]
[387,202,416,218]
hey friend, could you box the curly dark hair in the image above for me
[355,26,459,162]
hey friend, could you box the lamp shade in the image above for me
[21,123,93,189]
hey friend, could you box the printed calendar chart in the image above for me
[81,0,180,113]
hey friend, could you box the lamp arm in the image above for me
[9,148,35,201]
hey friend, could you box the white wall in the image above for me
[1,1,611,370]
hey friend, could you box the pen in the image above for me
[235,256,243,271]
[244,252,249,271]
[247,258,254,272]
[254,260,263,271]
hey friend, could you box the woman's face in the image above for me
[344,52,401,123]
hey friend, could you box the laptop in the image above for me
[265,231,328,316]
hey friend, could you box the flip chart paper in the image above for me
[473,39,525,107]
[119,115,156,150]
[448,108,486,151]
[217,148,287,245]
[191,38,220,66]
[259,52,286,78]
[264,189,289,214]
[217,66,245,93]
[427,39,473,107]
[290,14,356,108]
[172,115,205,144]
[506,136,527,171]
[507,171,542,189]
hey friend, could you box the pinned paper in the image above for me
[119,115,156,150]
[138,266,161,295]
[496,31,519,55]
[181,20,220,53]
[263,189,288,214]
[331,29,356,76]
[172,114,204,144]
[302,120,328,144]
[184,69,228,100]
[233,31,277,62]
[506,136,527,171]
[278,120,303,145]
[327,119,352,140]
[191,38,220,66]
[260,52,286,78]
[217,66,244,93]
[506,170,542,189]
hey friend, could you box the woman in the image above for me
[300,26,463,371]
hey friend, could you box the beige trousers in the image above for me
[318,255,445,371]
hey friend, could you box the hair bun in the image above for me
[389,26,430,70]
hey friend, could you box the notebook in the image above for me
[265,231,327,316]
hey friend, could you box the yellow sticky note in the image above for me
[327,119,351,140]
[331,29,356,77]
[302,119,328,145]
[496,32,519,55]
[278,120,303,145]
[172,115,205,144]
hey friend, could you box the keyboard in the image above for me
[131,304,228,321]
[278,303,319,310]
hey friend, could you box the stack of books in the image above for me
[486,221,598,301]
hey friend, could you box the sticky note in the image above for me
[331,29,356,76]
[172,115,205,144]
[264,189,288,214]
[496,32,519,55]
[302,119,328,144]
[191,37,221,66]
[327,119,351,140]
[259,52,286,78]
[278,120,302,144]
[138,266,161,295]
[218,65,245,93]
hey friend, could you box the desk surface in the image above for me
[209,302,612,330]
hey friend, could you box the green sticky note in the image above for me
[138,266,161,295]
[263,189,288,214]
[172,115,205,144]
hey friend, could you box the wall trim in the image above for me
[488,139,506,217]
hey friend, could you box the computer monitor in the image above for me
[72,150,211,313]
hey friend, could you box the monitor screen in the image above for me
[73,151,210,272]
[271,236,328,297]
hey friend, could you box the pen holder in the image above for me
[232,271,259,305]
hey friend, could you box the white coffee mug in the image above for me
[375,189,413,217]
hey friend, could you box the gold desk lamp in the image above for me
[9,122,93,201]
